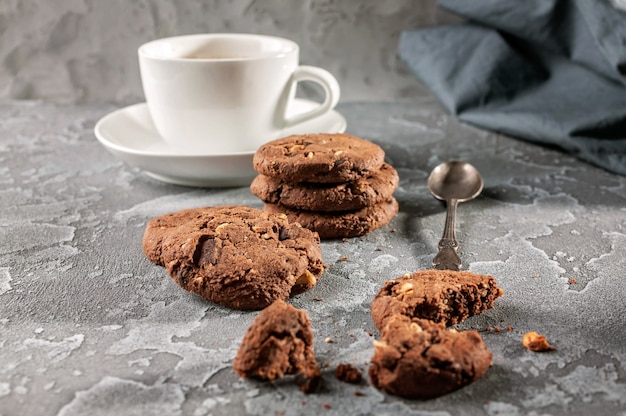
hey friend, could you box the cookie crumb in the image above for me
[506,325,513,331]
[390,228,397,233]
[568,277,577,284]
[522,331,555,352]
[353,390,365,397]
[324,337,333,343]
[335,363,363,384]
[322,403,331,409]
[338,256,349,262]
[342,238,350,243]
[494,326,501,333]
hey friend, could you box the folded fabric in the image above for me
[398,0,626,175]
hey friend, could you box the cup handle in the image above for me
[283,65,340,127]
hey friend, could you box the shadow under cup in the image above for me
[138,34,340,155]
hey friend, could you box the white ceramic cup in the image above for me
[138,33,340,154]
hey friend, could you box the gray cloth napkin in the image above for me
[399,0,626,175]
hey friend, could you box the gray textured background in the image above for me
[2,2,626,416]
[0,0,459,104]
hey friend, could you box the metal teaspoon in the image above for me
[427,161,484,270]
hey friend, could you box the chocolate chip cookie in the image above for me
[371,269,503,329]
[142,206,324,310]
[369,315,493,399]
[253,133,385,183]
[264,198,399,239]
[233,299,322,393]
[251,163,399,212]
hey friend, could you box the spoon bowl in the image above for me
[427,161,483,270]
[427,161,484,203]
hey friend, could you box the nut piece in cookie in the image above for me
[253,133,385,183]
[142,206,324,310]
[371,269,503,329]
[368,315,492,399]
[233,300,322,393]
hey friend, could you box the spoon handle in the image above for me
[433,198,461,270]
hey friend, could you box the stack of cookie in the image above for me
[251,133,399,239]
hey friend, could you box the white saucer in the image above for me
[94,99,347,187]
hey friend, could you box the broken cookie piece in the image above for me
[371,269,503,329]
[142,206,324,310]
[368,315,492,399]
[233,300,322,393]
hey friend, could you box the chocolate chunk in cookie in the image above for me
[368,315,492,399]
[253,133,385,183]
[142,206,324,310]
[251,163,399,212]
[371,269,503,330]
[233,300,322,393]
[264,198,398,239]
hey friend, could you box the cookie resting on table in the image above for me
[233,300,322,393]
[371,269,503,329]
[253,133,385,183]
[250,163,399,212]
[368,315,493,399]
[142,206,324,310]
[264,198,399,239]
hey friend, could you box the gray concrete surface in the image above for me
[1,98,625,415]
